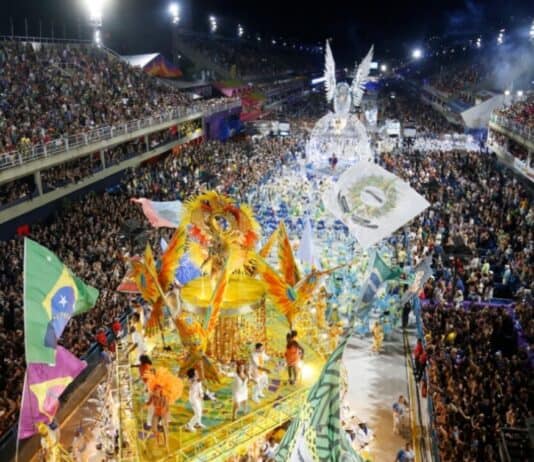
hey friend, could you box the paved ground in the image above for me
[343,328,411,461]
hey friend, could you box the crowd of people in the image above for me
[495,94,534,132]
[176,33,319,79]
[0,118,205,208]
[0,41,231,157]
[378,86,461,135]
[423,305,531,461]
[0,177,35,208]
[487,129,530,165]
[0,134,301,436]
[381,145,533,460]
[428,63,486,106]
[383,148,533,303]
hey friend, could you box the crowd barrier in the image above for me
[0,102,240,172]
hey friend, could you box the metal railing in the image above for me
[490,112,533,142]
[0,34,91,45]
[0,100,240,173]
[160,386,309,462]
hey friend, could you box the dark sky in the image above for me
[1,0,532,61]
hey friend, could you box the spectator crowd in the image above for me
[175,33,319,79]
[0,40,234,159]
[495,94,534,133]
[381,146,533,460]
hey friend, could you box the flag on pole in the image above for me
[19,346,87,439]
[24,238,99,365]
[297,216,322,270]
[359,251,402,305]
[322,162,429,249]
[131,198,182,228]
[400,255,433,306]
[274,337,364,462]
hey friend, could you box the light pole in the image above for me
[169,3,180,65]
[86,0,104,46]
[169,3,180,25]
[209,15,217,34]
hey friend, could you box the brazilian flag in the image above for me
[24,238,99,365]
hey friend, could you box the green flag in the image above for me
[359,251,402,305]
[24,238,99,365]
[275,337,365,462]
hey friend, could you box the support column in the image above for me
[34,171,43,196]
[100,150,106,169]
[145,135,149,152]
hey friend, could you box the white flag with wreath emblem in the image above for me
[323,162,429,249]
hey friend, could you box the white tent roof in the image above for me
[121,53,160,68]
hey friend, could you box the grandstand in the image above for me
[488,93,534,181]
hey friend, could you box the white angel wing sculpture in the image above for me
[324,40,337,103]
[351,45,374,107]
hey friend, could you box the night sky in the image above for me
[1,0,532,62]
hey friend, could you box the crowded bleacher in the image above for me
[494,94,534,132]
[175,33,320,78]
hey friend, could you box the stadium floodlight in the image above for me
[237,24,244,38]
[530,20,534,41]
[85,0,105,45]
[209,15,217,33]
[256,35,261,41]
[87,0,105,27]
[169,3,180,25]
[476,37,482,48]
[504,89,511,96]
[380,64,387,72]
[497,29,504,45]
[517,90,524,97]
[412,48,422,59]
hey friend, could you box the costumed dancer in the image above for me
[371,321,384,353]
[231,362,253,420]
[250,343,271,403]
[316,287,328,330]
[128,325,147,358]
[146,385,169,449]
[185,368,206,432]
[131,354,155,429]
[285,331,304,385]
[38,422,60,462]
[145,367,183,449]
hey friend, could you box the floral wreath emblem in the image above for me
[337,174,398,228]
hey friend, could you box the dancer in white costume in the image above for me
[185,368,206,431]
[231,362,253,420]
[250,343,271,403]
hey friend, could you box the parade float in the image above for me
[119,190,348,461]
